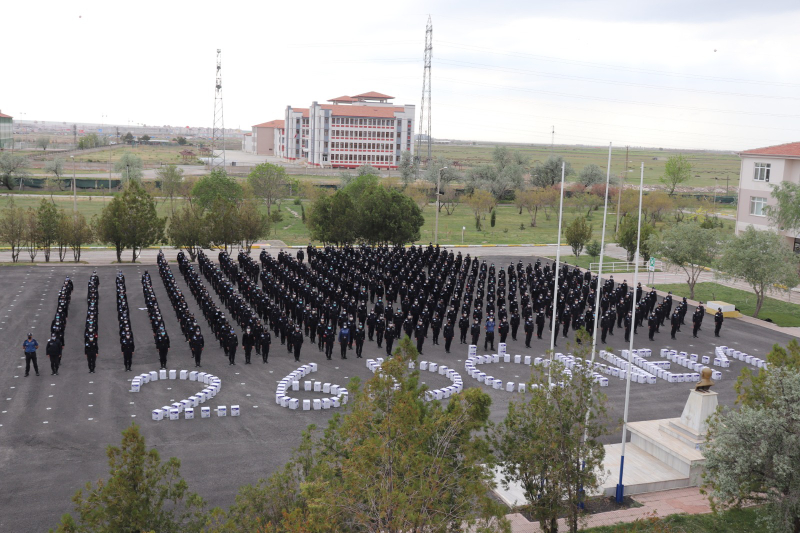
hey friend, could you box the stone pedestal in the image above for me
[680,390,718,437]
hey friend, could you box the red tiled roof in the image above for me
[740,142,800,157]
[0,112,12,119]
[287,108,309,118]
[353,91,394,99]
[328,95,358,102]
[253,119,285,128]
[243,132,252,136]
[321,104,404,118]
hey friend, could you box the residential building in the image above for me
[249,120,285,156]
[737,141,800,252]
[0,111,12,150]
[282,91,415,169]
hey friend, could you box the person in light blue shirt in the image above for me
[22,333,40,377]
[484,317,496,351]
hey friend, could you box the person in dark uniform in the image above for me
[670,311,680,340]
[524,317,533,348]
[431,313,442,345]
[259,328,271,363]
[536,311,545,340]
[648,313,658,341]
[23,333,40,377]
[46,334,61,376]
[354,323,365,358]
[242,327,255,364]
[443,320,454,353]
[339,323,351,359]
[227,328,238,365]
[121,333,135,371]
[189,329,204,367]
[459,313,469,344]
[292,326,303,362]
[367,310,376,341]
[624,312,632,342]
[714,309,723,337]
[384,322,396,356]
[85,338,98,373]
[600,313,610,344]
[415,320,426,355]
[375,315,385,348]
[470,318,481,346]
[324,326,335,360]
[692,308,702,338]
[156,332,170,369]
[510,311,520,341]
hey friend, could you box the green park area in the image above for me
[652,282,800,327]
[585,507,760,532]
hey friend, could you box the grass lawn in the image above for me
[432,144,741,191]
[69,145,201,166]
[584,507,760,532]
[653,282,800,328]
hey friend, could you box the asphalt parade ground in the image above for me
[0,255,796,532]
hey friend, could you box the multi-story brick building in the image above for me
[736,141,800,252]
[281,91,415,169]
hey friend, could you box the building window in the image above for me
[750,196,767,217]
[753,163,771,182]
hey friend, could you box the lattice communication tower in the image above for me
[416,16,432,167]
[211,49,226,169]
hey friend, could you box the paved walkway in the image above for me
[506,486,712,532]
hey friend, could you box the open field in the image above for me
[432,144,741,191]
[651,282,800,328]
[68,145,203,166]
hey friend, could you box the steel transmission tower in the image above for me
[416,16,432,168]
[211,49,226,169]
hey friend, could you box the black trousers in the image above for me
[472,333,480,345]
[244,346,252,363]
[193,348,202,366]
[325,342,334,359]
[484,333,494,351]
[262,345,269,362]
[87,353,96,372]
[525,331,532,347]
[228,347,236,364]
[293,344,301,361]
[123,350,133,370]
[49,355,60,374]
[511,325,519,340]
[386,338,394,355]
[159,348,168,368]
[340,343,347,358]
[444,337,453,352]
[715,323,722,337]
[25,352,39,375]
[416,337,424,354]
[376,331,384,347]
[693,323,700,337]
[460,328,467,343]
[355,340,363,358]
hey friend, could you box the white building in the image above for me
[736,141,800,252]
[282,91,415,169]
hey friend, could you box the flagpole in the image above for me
[616,162,645,503]
[589,143,613,365]
[548,162,566,387]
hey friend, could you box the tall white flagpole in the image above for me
[589,143,613,365]
[616,162,645,503]
[548,162,566,387]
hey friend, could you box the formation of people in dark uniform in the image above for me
[116,272,136,371]
[45,276,72,376]
[158,252,204,367]
[142,271,170,369]
[84,271,100,373]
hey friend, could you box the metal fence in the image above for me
[589,260,663,273]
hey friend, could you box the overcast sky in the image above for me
[4,0,800,151]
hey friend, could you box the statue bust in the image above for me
[695,367,714,393]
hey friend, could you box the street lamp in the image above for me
[70,155,76,215]
[434,166,448,245]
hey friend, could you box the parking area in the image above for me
[0,256,795,532]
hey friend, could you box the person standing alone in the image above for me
[23,333,40,377]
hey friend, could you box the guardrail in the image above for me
[589,260,663,273]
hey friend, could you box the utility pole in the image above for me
[615,145,629,233]
[211,49,226,169]
[416,16,433,177]
[550,125,555,154]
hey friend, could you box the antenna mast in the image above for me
[416,16,433,170]
[211,49,226,169]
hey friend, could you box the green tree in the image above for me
[78,133,101,150]
[586,239,601,261]
[157,164,184,214]
[765,181,800,236]
[123,132,134,145]
[114,152,144,182]
[280,337,508,532]
[0,198,25,262]
[735,339,800,408]
[494,331,609,533]
[238,198,270,253]
[36,135,50,151]
[206,198,241,253]
[95,197,126,262]
[176,136,188,146]
[717,226,799,318]
[704,363,800,533]
[564,215,593,258]
[37,198,61,262]
[358,184,424,245]
[660,154,692,196]
[51,423,207,533]
[55,210,70,262]
[465,160,524,201]
[140,134,151,144]
[168,204,209,262]
[120,181,166,262]
[398,150,418,185]
[23,207,40,262]
[647,221,726,299]
[577,163,605,187]
[616,215,655,262]
[247,163,290,216]
[423,156,460,186]
[66,212,93,262]
[466,189,495,231]
[44,158,66,195]
[490,207,497,227]
[192,169,243,210]
[0,152,30,190]
[531,155,575,188]
[306,191,357,245]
